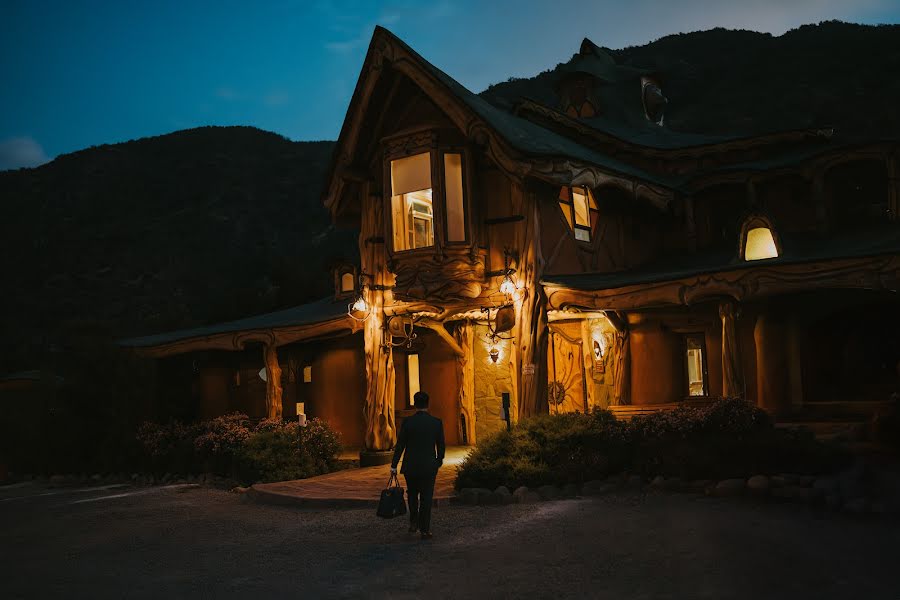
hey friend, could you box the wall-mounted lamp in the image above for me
[347,272,389,321]
[489,344,500,363]
[487,248,519,299]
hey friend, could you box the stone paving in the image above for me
[251,446,471,507]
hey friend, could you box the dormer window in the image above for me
[739,215,781,261]
[388,147,469,253]
[558,186,598,242]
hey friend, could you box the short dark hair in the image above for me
[413,391,429,408]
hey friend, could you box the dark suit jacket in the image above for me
[391,410,446,477]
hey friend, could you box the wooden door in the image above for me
[548,323,589,414]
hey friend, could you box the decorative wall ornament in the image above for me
[389,251,485,301]
[548,380,566,406]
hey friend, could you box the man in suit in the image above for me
[391,390,445,540]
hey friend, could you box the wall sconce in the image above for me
[489,343,500,363]
[488,248,519,299]
[593,339,603,360]
[347,272,388,321]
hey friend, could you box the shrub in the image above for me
[136,420,199,474]
[456,398,849,489]
[234,418,341,485]
[193,413,253,475]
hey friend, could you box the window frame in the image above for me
[558,185,599,244]
[383,133,472,256]
[682,332,709,399]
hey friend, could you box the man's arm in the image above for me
[435,420,445,466]
[391,419,408,471]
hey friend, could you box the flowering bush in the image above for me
[233,418,342,484]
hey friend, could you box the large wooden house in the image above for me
[123,28,900,458]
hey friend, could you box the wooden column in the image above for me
[754,312,790,416]
[360,192,396,451]
[263,342,283,420]
[510,184,548,419]
[455,321,476,445]
[719,301,744,399]
[606,311,630,406]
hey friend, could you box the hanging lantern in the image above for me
[348,285,371,321]
[499,273,516,296]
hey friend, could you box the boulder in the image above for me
[771,474,800,487]
[713,479,746,497]
[771,485,821,503]
[537,485,561,501]
[561,483,579,498]
[581,480,617,496]
[493,486,513,505]
[459,487,488,505]
[746,475,770,495]
[649,475,666,489]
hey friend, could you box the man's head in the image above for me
[413,391,429,409]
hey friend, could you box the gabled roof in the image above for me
[324,27,679,220]
[118,296,358,357]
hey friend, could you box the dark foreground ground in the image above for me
[1,481,897,599]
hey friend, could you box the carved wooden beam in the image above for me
[417,318,465,357]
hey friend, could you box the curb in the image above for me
[248,486,457,509]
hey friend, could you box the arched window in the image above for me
[739,215,781,261]
[340,272,355,293]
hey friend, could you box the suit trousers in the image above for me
[404,473,436,533]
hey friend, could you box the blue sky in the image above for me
[1,0,898,170]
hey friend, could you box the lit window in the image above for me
[684,334,708,397]
[391,152,434,251]
[407,353,420,407]
[340,272,355,293]
[744,227,779,261]
[302,366,312,383]
[444,153,466,242]
[558,186,598,242]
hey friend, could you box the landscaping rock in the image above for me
[458,488,482,505]
[813,477,838,495]
[713,479,746,497]
[771,485,820,503]
[624,475,643,489]
[688,480,713,494]
[492,486,513,505]
[561,483,579,498]
[747,475,770,495]
[649,475,666,489]
[537,485,561,501]
[581,480,617,496]
[844,498,868,514]
[512,486,530,502]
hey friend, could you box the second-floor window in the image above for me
[389,149,469,252]
[558,186,598,242]
[391,152,434,251]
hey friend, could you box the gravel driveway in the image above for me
[1,481,896,599]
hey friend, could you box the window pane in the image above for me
[340,272,354,293]
[685,336,706,396]
[572,187,590,227]
[745,227,778,261]
[302,366,312,384]
[574,227,590,242]
[391,152,431,196]
[392,189,434,250]
[444,153,466,241]
[407,353,420,407]
[558,201,573,229]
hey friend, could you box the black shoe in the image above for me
[408,524,418,534]
[420,531,433,540]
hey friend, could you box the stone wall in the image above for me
[473,324,514,442]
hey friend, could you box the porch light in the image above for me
[489,345,500,363]
[499,272,516,296]
[348,287,371,321]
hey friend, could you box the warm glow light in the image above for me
[499,274,516,296]
[489,345,500,363]
[348,290,370,321]
[352,296,368,312]
[745,227,778,261]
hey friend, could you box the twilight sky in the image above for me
[1,0,898,170]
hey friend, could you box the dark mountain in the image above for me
[0,126,354,372]
[481,21,900,139]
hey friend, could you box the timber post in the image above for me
[263,342,283,420]
[455,321,476,445]
[719,301,744,399]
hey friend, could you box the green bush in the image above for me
[456,398,849,490]
[135,414,341,483]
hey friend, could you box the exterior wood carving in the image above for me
[389,250,485,301]
[263,343,283,420]
[454,322,476,445]
[718,301,744,399]
[544,254,900,312]
[510,184,549,418]
[361,192,397,451]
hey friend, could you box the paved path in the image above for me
[252,446,471,507]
